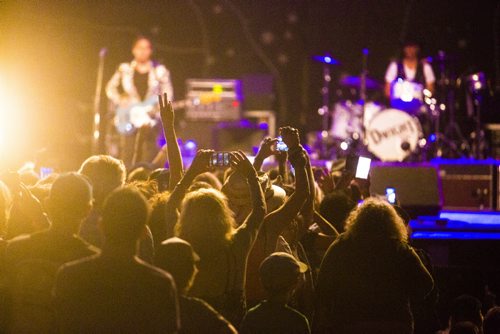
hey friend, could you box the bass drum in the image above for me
[331,101,383,140]
[366,109,422,161]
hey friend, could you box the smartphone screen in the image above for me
[40,167,54,179]
[386,187,396,204]
[355,157,371,179]
[223,152,230,166]
[276,136,288,152]
[210,153,218,167]
[210,152,230,167]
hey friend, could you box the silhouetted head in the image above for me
[176,188,235,253]
[450,295,483,329]
[79,155,126,208]
[319,190,356,233]
[101,186,149,246]
[259,252,308,299]
[46,173,93,231]
[484,307,500,334]
[344,197,408,242]
[155,237,200,294]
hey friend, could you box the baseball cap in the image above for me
[259,252,308,292]
[155,237,200,267]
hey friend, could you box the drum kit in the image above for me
[313,51,490,162]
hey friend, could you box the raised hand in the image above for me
[256,137,279,160]
[189,149,213,176]
[230,151,257,179]
[318,171,335,195]
[158,92,174,127]
[279,126,300,151]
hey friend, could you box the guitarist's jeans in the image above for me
[119,123,160,168]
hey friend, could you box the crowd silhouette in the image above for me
[0,93,498,333]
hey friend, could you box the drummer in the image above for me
[384,39,436,112]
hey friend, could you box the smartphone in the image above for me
[355,157,371,179]
[209,152,230,167]
[276,136,288,152]
[346,155,371,179]
[40,167,54,179]
[386,187,396,204]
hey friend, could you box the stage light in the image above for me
[185,140,197,150]
[340,141,349,151]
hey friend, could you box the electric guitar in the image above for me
[114,94,221,136]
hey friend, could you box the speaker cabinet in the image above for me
[438,162,498,210]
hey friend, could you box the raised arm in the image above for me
[253,137,278,171]
[231,151,266,235]
[158,93,183,190]
[264,127,310,236]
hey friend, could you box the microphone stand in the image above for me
[92,48,107,154]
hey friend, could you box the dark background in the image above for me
[0,0,498,169]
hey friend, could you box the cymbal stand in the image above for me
[318,63,331,158]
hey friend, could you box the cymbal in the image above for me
[312,54,340,65]
[340,75,381,90]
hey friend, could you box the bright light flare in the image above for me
[0,74,25,163]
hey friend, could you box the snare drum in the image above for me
[366,108,422,161]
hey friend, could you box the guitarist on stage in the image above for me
[106,35,173,166]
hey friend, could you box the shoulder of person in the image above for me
[285,305,311,330]
[118,62,132,72]
[136,258,176,286]
[182,296,231,323]
[421,59,433,67]
[55,254,99,285]
[5,231,45,258]
[153,63,170,75]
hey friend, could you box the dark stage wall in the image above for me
[0,0,498,168]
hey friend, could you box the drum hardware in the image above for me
[466,72,488,159]
[433,50,469,158]
[313,54,339,159]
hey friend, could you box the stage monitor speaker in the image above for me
[438,162,498,210]
[370,163,441,218]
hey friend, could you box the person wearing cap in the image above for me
[240,252,310,334]
[242,127,312,308]
[155,237,237,334]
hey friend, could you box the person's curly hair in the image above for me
[344,197,408,243]
[176,188,236,254]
